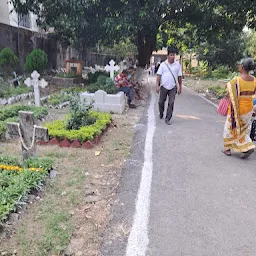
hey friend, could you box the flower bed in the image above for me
[43,111,112,148]
[0,156,53,222]
[0,105,48,140]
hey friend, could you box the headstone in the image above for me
[94,90,106,104]
[65,59,83,76]
[8,97,15,105]
[80,90,126,114]
[25,71,48,107]
[95,65,104,72]
[105,60,119,80]
[89,67,96,74]
[0,99,7,105]
[7,111,49,160]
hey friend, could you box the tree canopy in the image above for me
[245,29,256,59]
[10,0,256,66]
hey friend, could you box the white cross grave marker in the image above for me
[105,60,119,80]
[25,71,48,107]
[7,111,49,160]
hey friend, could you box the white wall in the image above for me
[0,0,40,32]
[0,0,11,25]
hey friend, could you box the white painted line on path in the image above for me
[125,89,156,256]
[184,85,218,108]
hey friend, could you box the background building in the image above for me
[0,0,40,32]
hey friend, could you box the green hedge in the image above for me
[0,156,53,221]
[0,105,48,139]
[45,111,111,142]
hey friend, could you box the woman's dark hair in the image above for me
[239,58,255,72]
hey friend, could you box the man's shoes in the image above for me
[159,113,163,119]
[129,103,136,109]
[165,119,171,125]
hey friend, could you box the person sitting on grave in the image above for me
[114,70,136,108]
[127,66,143,100]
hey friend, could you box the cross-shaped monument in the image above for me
[105,60,120,80]
[10,71,22,86]
[7,111,49,160]
[25,71,48,107]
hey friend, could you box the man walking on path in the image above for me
[156,46,182,125]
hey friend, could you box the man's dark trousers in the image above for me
[159,86,177,121]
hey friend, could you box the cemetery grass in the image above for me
[0,92,149,255]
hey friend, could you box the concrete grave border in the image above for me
[80,90,127,114]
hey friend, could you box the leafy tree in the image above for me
[245,30,256,59]
[10,0,256,66]
[98,39,138,60]
[196,32,246,69]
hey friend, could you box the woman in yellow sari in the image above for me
[223,58,256,159]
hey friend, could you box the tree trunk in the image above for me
[180,54,184,78]
[137,29,157,67]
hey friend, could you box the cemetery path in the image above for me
[101,77,256,256]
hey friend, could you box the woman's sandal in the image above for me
[222,150,231,156]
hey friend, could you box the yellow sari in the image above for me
[223,76,256,152]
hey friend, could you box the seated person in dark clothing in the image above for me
[114,70,136,108]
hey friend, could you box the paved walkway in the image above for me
[101,78,256,256]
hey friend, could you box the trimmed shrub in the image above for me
[45,111,112,142]
[24,49,48,73]
[0,48,19,72]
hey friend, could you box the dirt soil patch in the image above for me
[183,76,227,105]
[0,85,149,256]
[183,76,226,92]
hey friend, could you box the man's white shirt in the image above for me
[157,60,182,90]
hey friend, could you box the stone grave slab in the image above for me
[80,90,126,114]
[7,111,49,160]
